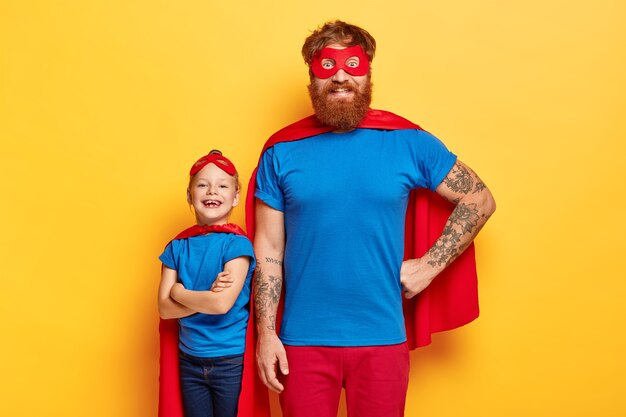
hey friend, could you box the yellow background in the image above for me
[1,1,625,416]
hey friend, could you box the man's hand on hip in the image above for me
[400,257,437,299]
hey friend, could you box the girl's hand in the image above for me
[211,271,235,292]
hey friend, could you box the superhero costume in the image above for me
[158,223,263,417]
[240,108,479,416]
[159,109,479,417]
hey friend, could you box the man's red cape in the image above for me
[159,109,479,417]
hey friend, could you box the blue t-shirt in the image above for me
[159,233,255,357]
[255,128,456,346]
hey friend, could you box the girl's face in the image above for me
[187,163,239,226]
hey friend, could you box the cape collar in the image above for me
[172,223,246,241]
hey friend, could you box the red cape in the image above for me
[158,223,263,417]
[243,109,480,413]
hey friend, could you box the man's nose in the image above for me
[331,68,349,82]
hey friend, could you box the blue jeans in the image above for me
[179,351,244,417]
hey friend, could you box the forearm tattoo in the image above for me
[427,202,481,268]
[450,202,480,234]
[427,225,461,268]
[253,267,282,331]
[265,257,283,266]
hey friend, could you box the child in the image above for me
[158,150,255,417]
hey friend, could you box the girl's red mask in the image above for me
[189,153,237,176]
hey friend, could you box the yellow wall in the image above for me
[1,1,625,416]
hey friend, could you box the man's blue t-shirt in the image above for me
[160,233,255,357]
[255,128,456,346]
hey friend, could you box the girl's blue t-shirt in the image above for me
[255,128,456,346]
[160,233,255,357]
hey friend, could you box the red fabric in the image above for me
[158,223,263,417]
[171,223,246,240]
[189,153,237,176]
[311,45,370,78]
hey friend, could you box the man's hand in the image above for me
[211,271,235,292]
[400,258,438,299]
[256,332,289,393]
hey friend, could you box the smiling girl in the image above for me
[158,150,255,417]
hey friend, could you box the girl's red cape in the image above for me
[159,109,479,417]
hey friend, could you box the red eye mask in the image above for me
[189,153,237,176]
[311,45,370,79]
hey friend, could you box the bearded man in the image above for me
[248,20,496,417]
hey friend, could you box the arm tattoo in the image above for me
[427,203,480,268]
[265,257,283,266]
[444,162,473,194]
[473,181,486,194]
[450,202,480,234]
[253,267,282,331]
[427,225,462,267]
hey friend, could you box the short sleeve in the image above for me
[159,241,178,270]
[224,235,256,270]
[255,147,285,212]
[415,131,457,191]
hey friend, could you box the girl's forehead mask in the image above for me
[190,154,237,176]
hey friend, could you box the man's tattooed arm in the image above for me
[253,267,283,331]
[400,160,495,298]
[253,200,286,335]
[426,203,482,268]
[427,161,495,270]
[426,161,495,269]
[253,201,290,392]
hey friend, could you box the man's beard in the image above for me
[308,78,372,130]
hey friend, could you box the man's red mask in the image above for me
[311,45,370,79]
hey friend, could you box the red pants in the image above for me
[280,343,410,417]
